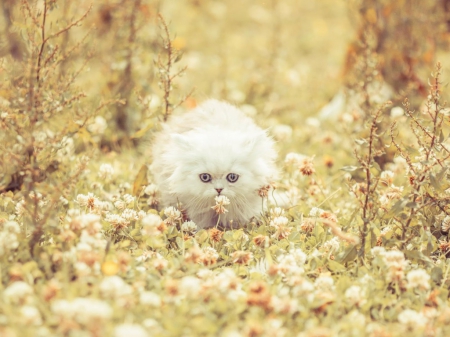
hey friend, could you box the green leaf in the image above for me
[327,259,346,272]
[430,267,443,284]
[341,166,359,172]
[131,122,154,139]
[336,245,357,263]
[133,164,149,197]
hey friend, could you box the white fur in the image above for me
[150,100,277,229]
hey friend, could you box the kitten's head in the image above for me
[167,127,277,214]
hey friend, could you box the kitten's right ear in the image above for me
[170,133,191,150]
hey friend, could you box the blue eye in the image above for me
[226,173,239,183]
[199,173,212,182]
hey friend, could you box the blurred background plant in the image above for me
[1,0,450,336]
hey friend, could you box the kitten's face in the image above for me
[167,129,275,211]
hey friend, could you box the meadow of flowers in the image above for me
[1,1,450,336]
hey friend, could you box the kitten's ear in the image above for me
[171,133,191,150]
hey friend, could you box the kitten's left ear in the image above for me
[171,133,192,150]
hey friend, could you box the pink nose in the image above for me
[215,188,223,194]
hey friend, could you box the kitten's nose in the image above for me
[215,188,223,194]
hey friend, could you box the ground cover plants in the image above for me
[1,0,450,336]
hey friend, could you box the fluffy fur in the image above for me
[150,100,277,229]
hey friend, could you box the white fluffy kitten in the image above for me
[150,99,277,229]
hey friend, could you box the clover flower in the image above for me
[209,227,223,242]
[4,281,33,304]
[314,275,335,292]
[231,250,253,265]
[406,269,430,290]
[201,247,219,266]
[76,193,105,213]
[52,298,112,325]
[211,195,230,214]
[380,170,395,185]
[139,291,162,306]
[441,215,450,234]
[284,152,306,166]
[397,309,427,329]
[114,324,149,337]
[270,207,285,218]
[21,305,42,325]
[121,208,139,222]
[15,199,26,217]
[141,213,165,236]
[270,215,291,239]
[98,163,114,181]
[164,206,182,225]
[345,285,366,306]
[299,157,315,176]
[0,221,20,257]
[181,220,197,233]
[105,213,129,229]
[100,276,133,299]
[258,184,271,198]
[382,250,407,282]
[309,207,325,217]
[322,237,340,253]
[123,194,135,205]
[252,234,269,247]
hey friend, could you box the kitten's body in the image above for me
[150,100,277,229]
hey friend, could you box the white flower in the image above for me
[98,163,114,181]
[100,276,133,298]
[309,207,325,217]
[270,216,289,227]
[284,152,306,165]
[4,281,33,304]
[314,275,334,291]
[322,237,340,253]
[0,225,20,257]
[442,215,450,233]
[3,221,20,233]
[141,214,163,236]
[88,116,107,135]
[114,199,126,210]
[380,170,395,185]
[278,248,307,269]
[397,309,427,328]
[114,324,148,337]
[390,106,404,118]
[382,250,407,282]
[371,246,386,257]
[383,250,406,268]
[20,305,42,325]
[52,298,112,324]
[181,221,197,233]
[15,199,26,217]
[164,206,182,224]
[406,269,430,290]
[139,291,162,306]
[272,124,293,141]
[345,285,366,306]
[75,214,102,233]
[122,208,139,222]
[105,213,128,228]
[269,207,285,218]
[211,195,231,214]
[76,193,104,213]
[347,310,366,326]
[179,276,202,297]
[123,194,135,205]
